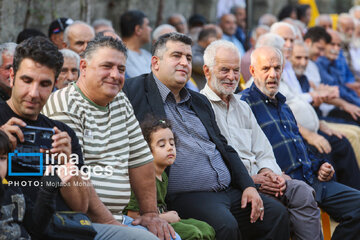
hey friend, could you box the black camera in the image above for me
[20,125,55,149]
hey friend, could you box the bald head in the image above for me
[168,14,188,34]
[270,22,295,60]
[315,14,333,30]
[325,29,341,61]
[220,14,237,36]
[250,46,283,99]
[63,21,95,55]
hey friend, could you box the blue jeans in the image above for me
[123,215,182,240]
[93,223,158,240]
[312,180,360,240]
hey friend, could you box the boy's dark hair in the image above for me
[13,36,64,80]
[304,26,331,44]
[140,116,176,150]
[0,130,12,155]
[278,4,297,21]
[119,10,147,38]
[16,28,46,44]
[83,36,127,60]
[152,32,192,56]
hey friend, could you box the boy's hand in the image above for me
[160,211,180,223]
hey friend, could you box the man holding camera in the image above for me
[0,36,160,240]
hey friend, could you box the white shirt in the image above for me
[283,60,313,103]
[201,84,282,176]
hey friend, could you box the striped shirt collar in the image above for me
[153,73,191,105]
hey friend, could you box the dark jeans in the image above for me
[327,108,360,126]
[312,180,360,240]
[318,130,360,190]
[167,187,290,240]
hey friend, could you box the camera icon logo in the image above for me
[8,150,44,176]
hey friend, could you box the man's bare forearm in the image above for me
[129,162,157,215]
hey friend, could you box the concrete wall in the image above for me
[0,0,354,43]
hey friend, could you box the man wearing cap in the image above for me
[48,18,74,49]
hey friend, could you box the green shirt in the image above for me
[124,172,168,214]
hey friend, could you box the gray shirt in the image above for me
[201,84,282,176]
[125,49,152,78]
[154,75,231,194]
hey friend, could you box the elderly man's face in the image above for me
[0,53,13,91]
[80,47,126,106]
[325,32,341,61]
[220,14,237,36]
[205,47,240,100]
[152,40,192,93]
[67,24,95,55]
[339,18,355,44]
[274,26,295,60]
[250,48,282,99]
[169,16,187,34]
[291,44,309,77]
[56,56,79,89]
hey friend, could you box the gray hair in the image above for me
[92,18,113,28]
[203,40,240,69]
[83,36,127,62]
[349,5,360,18]
[315,14,332,26]
[256,33,285,50]
[337,13,355,31]
[250,46,283,67]
[63,21,95,46]
[251,25,270,42]
[270,22,296,36]
[258,13,278,26]
[152,24,176,42]
[0,42,17,66]
[230,2,246,14]
[59,49,80,68]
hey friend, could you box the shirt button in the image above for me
[294,139,297,142]
[299,158,302,162]
[284,125,287,129]
[265,100,269,103]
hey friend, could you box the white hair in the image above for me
[0,42,17,66]
[63,21,95,46]
[258,13,278,26]
[315,14,332,26]
[251,25,270,42]
[92,18,113,28]
[255,33,285,50]
[270,22,296,36]
[152,24,176,42]
[203,40,240,69]
[59,49,80,68]
[349,5,360,18]
[254,33,284,66]
[250,46,283,68]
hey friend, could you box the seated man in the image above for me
[43,36,173,239]
[56,49,80,90]
[1,36,158,240]
[201,40,322,239]
[123,32,290,240]
[241,45,360,239]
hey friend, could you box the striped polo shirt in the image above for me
[42,83,153,221]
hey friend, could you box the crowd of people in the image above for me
[1,1,360,240]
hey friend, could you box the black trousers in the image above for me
[319,130,360,190]
[167,187,290,240]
